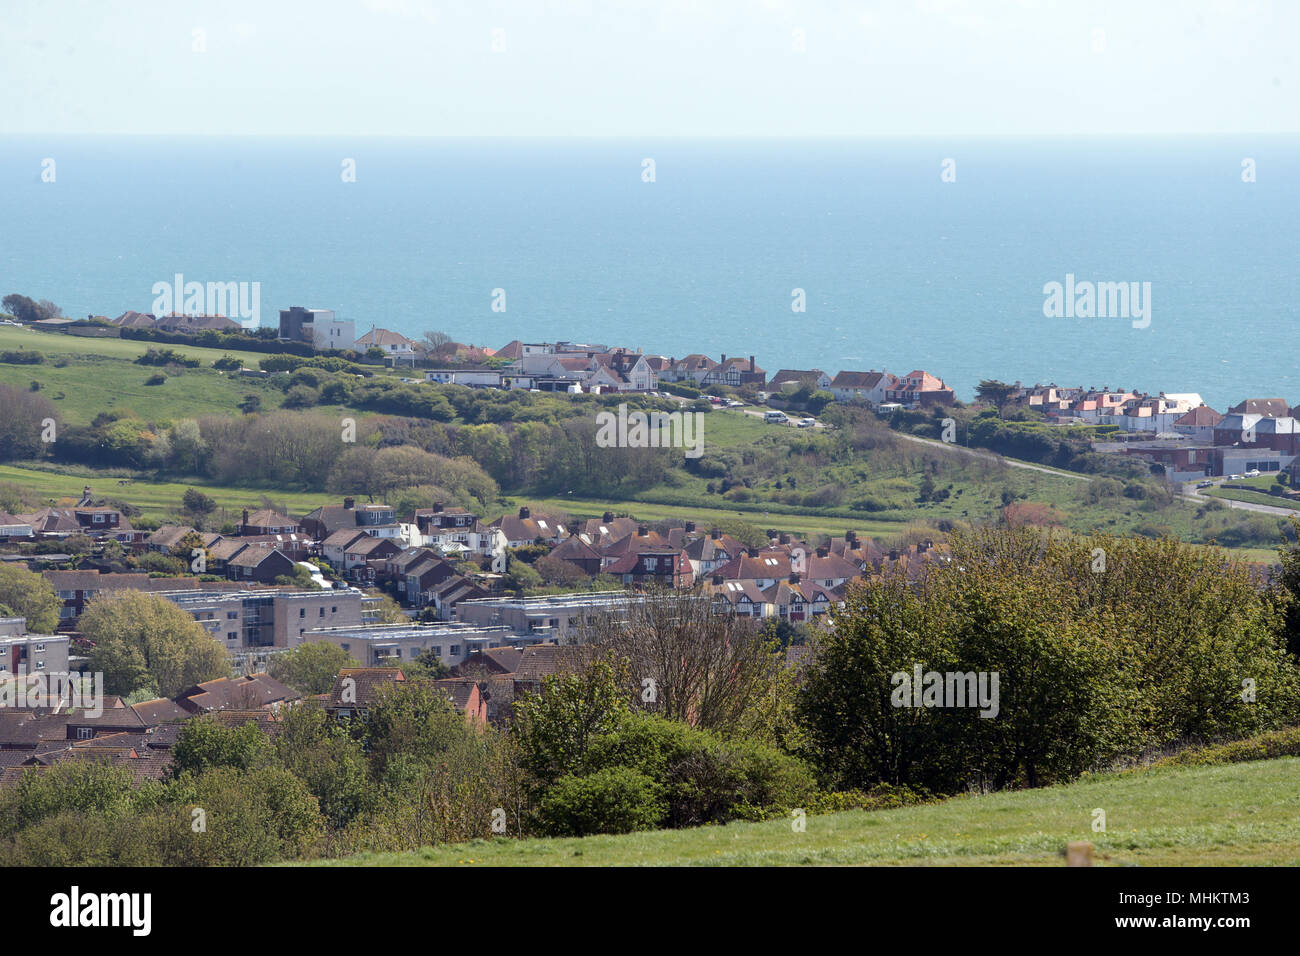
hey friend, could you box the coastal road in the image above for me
[1182,482,1300,517]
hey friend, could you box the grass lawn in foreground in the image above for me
[300,756,1300,867]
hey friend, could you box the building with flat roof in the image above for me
[302,622,518,669]
[454,591,644,642]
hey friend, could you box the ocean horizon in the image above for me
[3,134,1297,409]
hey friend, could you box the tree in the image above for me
[268,642,359,695]
[82,591,228,697]
[419,330,453,355]
[511,658,631,784]
[974,379,1018,417]
[182,487,217,516]
[579,589,792,741]
[368,594,407,624]
[2,294,60,324]
[170,717,274,777]
[0,564,61,632]
[0,385,57,463]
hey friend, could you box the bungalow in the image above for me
[0,511,34,542]
[1229,398,1291,418]
[355,328,418,358]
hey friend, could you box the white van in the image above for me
[764,411,787,423]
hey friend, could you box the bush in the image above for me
[144,372,167,386]
[534,767,665,837]
[0,350,44,364]
[1153,726,1300,769]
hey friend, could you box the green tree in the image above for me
[82,591,229,697]
[0,563,61,632]
[511,658,630,784]
[268,642,359,695]
[170,717,274,777]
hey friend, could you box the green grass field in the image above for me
[0,462,326,522]
[300,756,1300,867]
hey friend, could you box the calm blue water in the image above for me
[2,136,1297,409]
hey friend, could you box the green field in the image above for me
[0,462,326,522]
[0,326,405,427]
[300,756,1300,867]
[1203,475,1300,511]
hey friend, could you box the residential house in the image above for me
[828,370,894,406]
[886,370,955,408]
[768,369,832,392]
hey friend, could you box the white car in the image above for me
[1245,469,1261,478]
[797,418,817,428]
[1229,474,1243,480]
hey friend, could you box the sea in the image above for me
[2,135,1297,409]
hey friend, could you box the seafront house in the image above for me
[886,370,955,408]
[828,370,894,406]
[768,369,832,393]
[278,306,355,351]
[355,327,418,362]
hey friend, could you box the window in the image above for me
[34,660,45,670]
[450,645,460,655]
[76,727,94,740]
[93,513,105,524]
[299,608,306,618]
[227,633,237,641]
[331,606,337,613]
[340,643,350,652]
[432,646,441,656]
[227,611,238,619]
[34,643,46,652]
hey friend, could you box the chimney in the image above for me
[684,521,696,533]
[242,509,249,527]
[816,545,829,559]
[602,511,614,523]
[637,524,649,537]
[789,571,801,584]
[712,572,724,585]
[889,549,900,561]
[433,502,444,513]
[749,355,755,372]
[720,353,726,365]
[846,530,858,544]
[710,528,721,540]
[519,506,530,519]
[343,497,355,510]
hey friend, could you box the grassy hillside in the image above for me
[301,756,1300,867]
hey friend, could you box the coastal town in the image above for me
[1,295,1298,873]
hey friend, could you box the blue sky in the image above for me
[3,0,1295,136]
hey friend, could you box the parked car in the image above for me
[1196,480,1214,489]
[764,411,787,423]
[725,400,745,408]
[797,417,817,428]
[1245,469,1261,478]
[1229,474,1243,480]
[709,396,724,405]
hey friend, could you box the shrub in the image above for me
[534,767,665,837]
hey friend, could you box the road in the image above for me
[1182,482,1300,517]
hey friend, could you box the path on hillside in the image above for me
[740,408,1094,481]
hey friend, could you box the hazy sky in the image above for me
[4,0,1295,136]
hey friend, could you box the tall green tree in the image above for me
[82,591,228,697]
